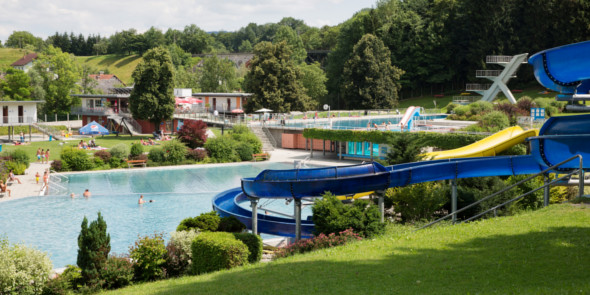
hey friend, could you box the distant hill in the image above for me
[0,48,35,69]
[75,54,142,85]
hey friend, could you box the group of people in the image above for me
[36,148,51,164]
[78,139,97,149]
[70,189,92,199]
[0,169,26,197]
[367,121,395,130]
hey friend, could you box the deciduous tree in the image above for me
[129,47,175,131]
[199,55,237,92]
[0,68,32,100]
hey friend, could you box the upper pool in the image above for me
[0,162,301,268]
[267,114,447,130]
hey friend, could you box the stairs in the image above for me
[33,123,64,140]
[249,126,275,152]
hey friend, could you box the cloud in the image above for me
[0,0,375,42]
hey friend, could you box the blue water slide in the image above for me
[528,40,590,95]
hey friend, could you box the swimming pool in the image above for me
[268,114,447,129]
[0,162,306,268]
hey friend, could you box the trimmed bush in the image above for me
[165,229,200,277]
[187,148,208,161]
[129,143,144,159]
[0,237,53,295]
[101,254,134,290]
[110,144,130,159]
[480,111,510,131]
[204,136,240,163]
[177,211,221,232]
[217,216,246,233]
[275,229,362,258]
[312,193,385,238]
[191,232,249,275]
[233,233,262,263]
[234,142,254,161]
[60,147,94,171]
[129,233,167,282]
[161,140,187,164]
[50,160,63,172]
[230,126,262,154]
[108,157,123,169]
[148,147,165,163]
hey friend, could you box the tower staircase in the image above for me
[470,53,528,104]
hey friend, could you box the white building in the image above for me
[10,53,38,73]
[0,100,42,125]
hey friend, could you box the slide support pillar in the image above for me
[339,141,342,160]
[323,139,326,156]
[377,191,385,223]
[250,197,259,235]
[451,179,458,224]
[543,174,550,207]
[310,140,314,158]
[579,156,584,198]
[294,198,302,241]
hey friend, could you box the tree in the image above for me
[34,45,80,115]
[243,41,313,113]
[77,212,111,286]
[273,26,307,64]
[5,31,42,49]
[238,40,253,52]
[143,26,166,50]
[174,66,200,91]
[341,34,404,109]
[385,133,424,165]
[129,47,175,131]
[79,64,99,94]
[0,68,32,100]
[199,55,237,92]
[180,24,212,54]
[167,44,191,68]
[177,120,208,148]
[298,62,327,105]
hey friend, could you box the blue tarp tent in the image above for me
[79,121,110,135]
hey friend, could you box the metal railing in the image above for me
[46,179,69,195]
[50,170,69,183]
[261,125,278,148]
[71,106,115,115]
[0,116,37,125]
[452,96,481,105]
[486,55,514,63]
[34,122,63,139]
[465,83,492,91]
[419,154,584,230]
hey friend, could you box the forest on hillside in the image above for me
[2,0,590,110]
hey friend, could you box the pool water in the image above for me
[269,114,447,129]
[0,162,307,268]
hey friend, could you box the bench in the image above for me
[433,94,444,98]
[126,159,147,168]
[252,153,270,162]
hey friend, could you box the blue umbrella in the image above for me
[79,121,110,135]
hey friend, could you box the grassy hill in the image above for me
[75,54,142,85]
[103,204,590,295]
[0,48,35,69]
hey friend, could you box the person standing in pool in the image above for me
[83,189,91,198]
[138,195,146,204]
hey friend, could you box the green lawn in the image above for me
[2,135,162,164]
[0,48,32,68]
[75,54,143,85]
[102,204,590,294]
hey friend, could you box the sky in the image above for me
[0,0,376,43]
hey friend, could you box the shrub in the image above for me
[4,161,26,175]
[94,150,112,162]
[108,157,123,169]
[312,193,385,238]
[217,216,246,233]
[148,147,165,163]
[161,140,188,164]
[177,211,221,232]
[41,265,81,295]
[60,147,94,171]
[275,229,362,258]
[469,101,493,114]
[0,237,53,295]
[385,182,449,222]
[110,144,130,159]
[516,96,537,112]
[129,233,167,282]
[165,229,200,277]
[445,102,458,114]
[177,120,208,148]
[101,254,134,290]
[191,232,249,275]
[186,148,208,161]
[234,142,254,161]
[50,160,63,172]
[93,157,104,167]
[233,233,262,263]
[204,136,240,163]
[480,111,510,132]
[77,212,111,287]
[230,129,262,154]
[129,143,144,159]
[385,133,424,165]
[453,105,470,116]
[7,149,30,168]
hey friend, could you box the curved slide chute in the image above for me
[424,126,539,160]
[397,106,421,131]
[528,40,590,95]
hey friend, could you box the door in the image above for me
[18,106,23,123]
[227,98,231,111]
[2,106,7,124]
[212,98,217,111]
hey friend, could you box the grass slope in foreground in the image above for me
[102,204,590,295]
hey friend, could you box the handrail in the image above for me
[418,154,584,230]
[262,125,278,148]
[47,180,69,195]
[50,170,69,183]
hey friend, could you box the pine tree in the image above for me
[77,212,111,286]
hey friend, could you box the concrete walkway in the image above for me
[0,161,50,203]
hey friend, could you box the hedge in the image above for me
[233,233,262,263]
[191,232,249,275]
[303,129,487,150]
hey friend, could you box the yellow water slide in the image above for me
[424,126,539,160]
